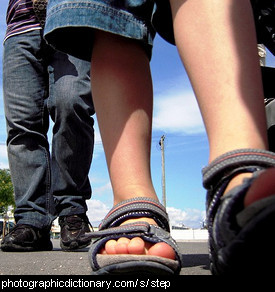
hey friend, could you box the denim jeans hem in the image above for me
[15,214,53,230]
[44,0,155,60]
[58,206,88,218]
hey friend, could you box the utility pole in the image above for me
[159,135,166,208]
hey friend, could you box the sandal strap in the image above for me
[203,149,275,267]
[99,197,170,232]
[88,221,178,252]
[203,148,275,191]
[203,149,275,221]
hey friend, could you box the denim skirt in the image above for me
[44,0,160,61]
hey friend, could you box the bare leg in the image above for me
[91,32,156,204]
[91,31,174,258]
[169,0,270,195]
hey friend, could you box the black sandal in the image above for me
[82,197,182,275]
[203,149,275,274]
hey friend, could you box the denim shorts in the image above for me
[44,0,160,61]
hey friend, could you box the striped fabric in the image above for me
[4,0,41,42]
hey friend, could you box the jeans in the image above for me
[3,30,95,229]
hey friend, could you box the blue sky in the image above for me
[0,1,274,228]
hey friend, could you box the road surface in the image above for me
[0,239,210,275]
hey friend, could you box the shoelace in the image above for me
[61,215,93,232]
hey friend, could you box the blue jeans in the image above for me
[3,30,95,229]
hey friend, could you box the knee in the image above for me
[50,94,95,131]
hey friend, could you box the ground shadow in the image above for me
[182,253,210,270]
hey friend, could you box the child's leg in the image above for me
[91,31,155,204]
[169,0,271,199]
[90,31,174,259]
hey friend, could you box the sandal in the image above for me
[203,149,275,275]
[82,197,182,275]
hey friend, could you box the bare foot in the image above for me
[100,217,176,260]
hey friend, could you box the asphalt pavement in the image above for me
[0,239,211,275]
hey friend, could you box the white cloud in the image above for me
[153,89,204,134]
[93,182,112,196]
[86,199,111,226]
[167,206,206,229]
[0,144,9,169]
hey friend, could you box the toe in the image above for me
[100,218,176,260]
[115,237,130,254]
[148,242,176,260]
[128,237,145,254]
[104,239,117,254]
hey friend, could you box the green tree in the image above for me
[0,169,15,215]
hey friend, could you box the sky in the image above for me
[0,1,274,228]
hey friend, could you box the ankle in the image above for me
[113,190,158,206]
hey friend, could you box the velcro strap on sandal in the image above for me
[203,149,275,190]
[82,222,151,241]
[99,197,170,232]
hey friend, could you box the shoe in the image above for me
[59,214,92,251]
[0,224,53,252]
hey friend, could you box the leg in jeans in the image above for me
[3,30,54,230]
[47,51,95,217]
